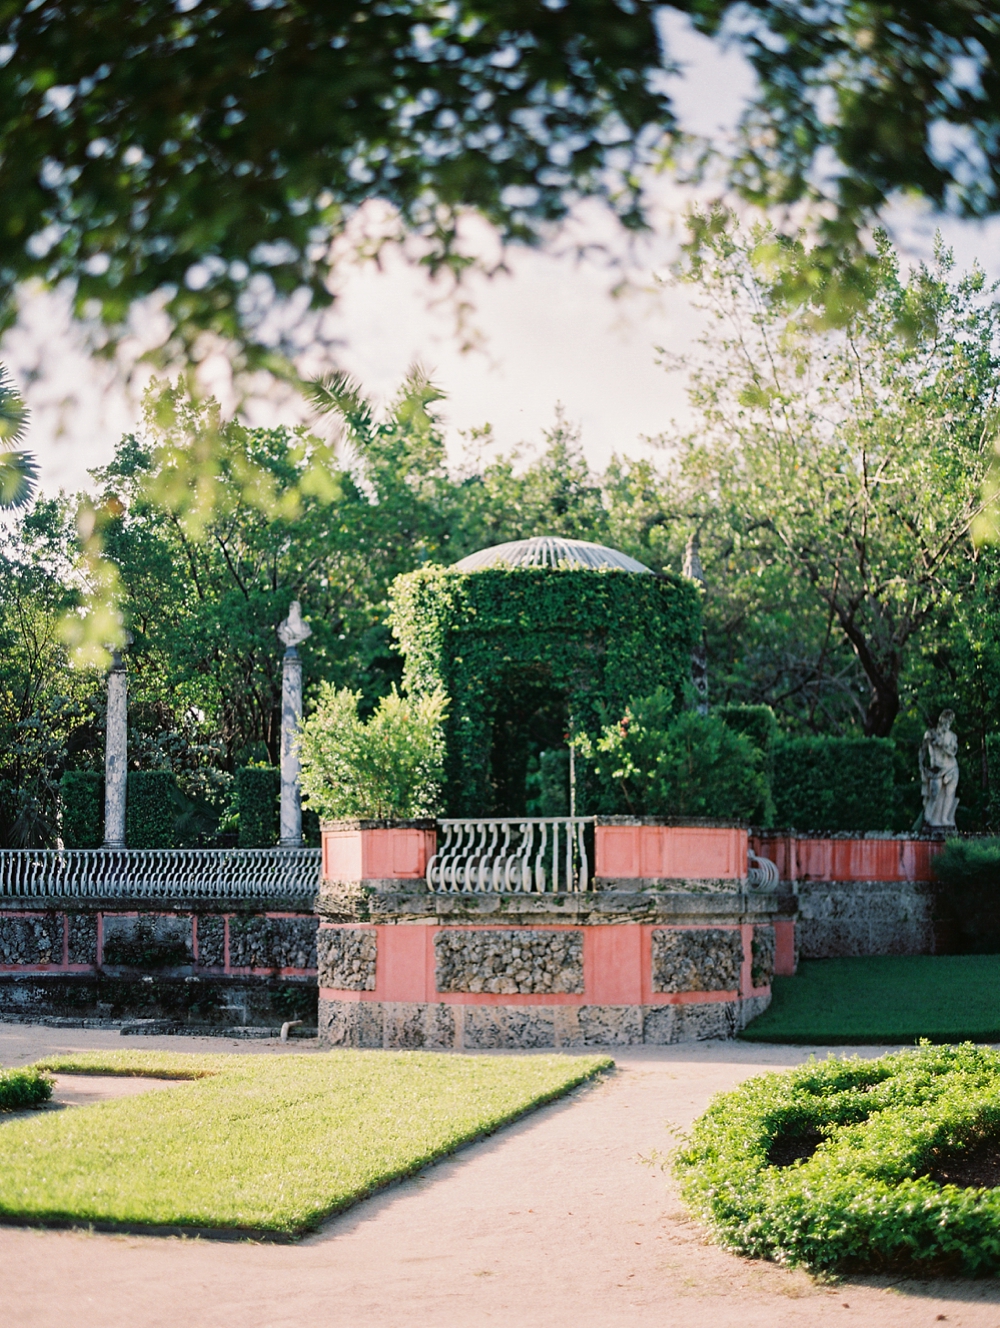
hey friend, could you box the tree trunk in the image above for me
[834,611,900,737]
[863,683,899,738]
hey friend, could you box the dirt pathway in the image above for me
[2,1029,1000,1328]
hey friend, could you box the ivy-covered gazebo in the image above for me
[390,536,701,815]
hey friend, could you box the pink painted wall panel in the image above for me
[595,824,747,880]
[750,834,942,883]
[322,830,363,881]
[322,827,436,880]
[377,924,431,1001]
[585,926,643,1005]
[773,920,796,976]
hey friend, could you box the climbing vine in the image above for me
[390,567,700,815]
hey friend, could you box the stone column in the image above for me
[103,648,127,848]
[279,645,304,846]
[277,601,312,848]
[683,531,709,716]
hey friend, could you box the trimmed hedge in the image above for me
[771,735,895,831]
[0,1065,52,1111]
[716,704,777,774]
[390,565,701,816]
[677,1043,1000,1274]
[933,838,1000,953]
[235,766,280,848]
[125,770,178,848]
[60,770,104,848]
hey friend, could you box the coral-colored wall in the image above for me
[595,824,748,880]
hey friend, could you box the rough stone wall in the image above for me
[67,914,97,965]
[751,925,775,988]
[795,881,935,958]
[101,915,193,968]
[0,914,60,965]
[434,928,584,995]
[196,915,226,968]
[228,916,318,970]
[317,927,377,991]
[651,928,743,993]
[318,993,771,1049]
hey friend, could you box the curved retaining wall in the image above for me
[318,819,784,1049]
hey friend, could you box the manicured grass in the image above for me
[0,1049,610,1237]
[741,955,1000,1044]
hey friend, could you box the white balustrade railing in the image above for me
[747,849,780,889]
[0,847,321,901]
[427,818,593,894]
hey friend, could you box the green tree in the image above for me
[0,499,99,845]
[661,224,1000,739]
[0,0,670,353]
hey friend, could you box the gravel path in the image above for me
[2,1026,1000,1328]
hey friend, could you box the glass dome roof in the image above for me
[450,536,652,573]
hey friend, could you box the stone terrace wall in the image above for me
[0,901,318,1029]
[750,832,943,958]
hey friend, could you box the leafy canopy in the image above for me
[0,0,670,353]
[3,2,1000,348]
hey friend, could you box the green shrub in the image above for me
[772,735,895,831]
[298,685,448,821]
[59,771,104,848]
[676,1043,1000,1274]
[933,838,1000,953]
[0,1064,52,1111]
[986,735,1000,829]
[235,767,279,847]
[126,770,179,848]
[716,705,778,774]
[579,692,772,822]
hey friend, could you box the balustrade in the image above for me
[0,847,320,901]
[426,818,593,894]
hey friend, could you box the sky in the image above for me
[5,14,1000,498]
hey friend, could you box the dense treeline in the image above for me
[3,233,1000,842]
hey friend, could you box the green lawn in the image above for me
[0,1048,610,1237]
[741,954,1000,1044]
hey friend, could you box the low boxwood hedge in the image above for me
[676,1044,1000,1274]
[0,1065,52,1111]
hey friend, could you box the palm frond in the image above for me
[0,364,29,447]
[0,450,38,509]
[307,371,374,444]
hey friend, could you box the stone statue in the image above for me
[277,600,312,649]
[920,709,960,830]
